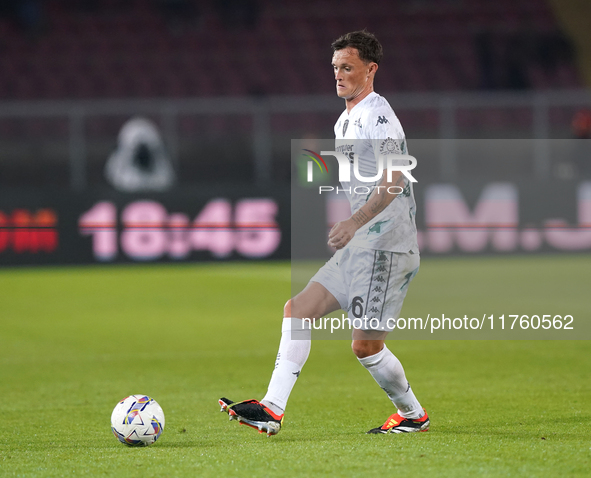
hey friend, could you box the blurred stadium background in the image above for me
[0,0,590,264]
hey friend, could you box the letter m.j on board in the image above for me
[425,183,518,252]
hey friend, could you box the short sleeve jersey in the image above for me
[334,92,419,253]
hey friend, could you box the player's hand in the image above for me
[328,218,357,249]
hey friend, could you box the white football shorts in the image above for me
[310,245,420,331]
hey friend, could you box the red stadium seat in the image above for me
[0,0,581,100]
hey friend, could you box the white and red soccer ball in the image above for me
[111,395,165,446]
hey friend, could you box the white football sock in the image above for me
[358,345,424,419]
[261,318,311,414]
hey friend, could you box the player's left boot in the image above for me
[219,397,283,436]
[367,409,430,434]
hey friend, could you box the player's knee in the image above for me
[283,299,292,318]
[351,340,370,358]
[351,340,382,359]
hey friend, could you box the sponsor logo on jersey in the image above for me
[354,118,362,129]
[335,143,354,163]
[376,116,389,126]
[335,144,354,152]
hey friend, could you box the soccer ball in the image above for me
[111,395,165,446]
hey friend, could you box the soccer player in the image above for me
[219,30,429,436]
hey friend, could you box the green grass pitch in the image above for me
[0,256,589,477]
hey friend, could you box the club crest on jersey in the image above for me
[342,119,349,136]
[376,116,389,126]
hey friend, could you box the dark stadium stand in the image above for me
[0,0,582,100]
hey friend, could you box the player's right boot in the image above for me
[218,397,283,436]
[367,409,430,434]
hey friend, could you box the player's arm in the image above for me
[327,170,404,250]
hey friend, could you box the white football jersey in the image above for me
[334,92,419,253]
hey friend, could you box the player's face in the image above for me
[332,47,375,100]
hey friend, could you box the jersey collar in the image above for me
[346,91,378,115]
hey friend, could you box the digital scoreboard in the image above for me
[0,188,290,266]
